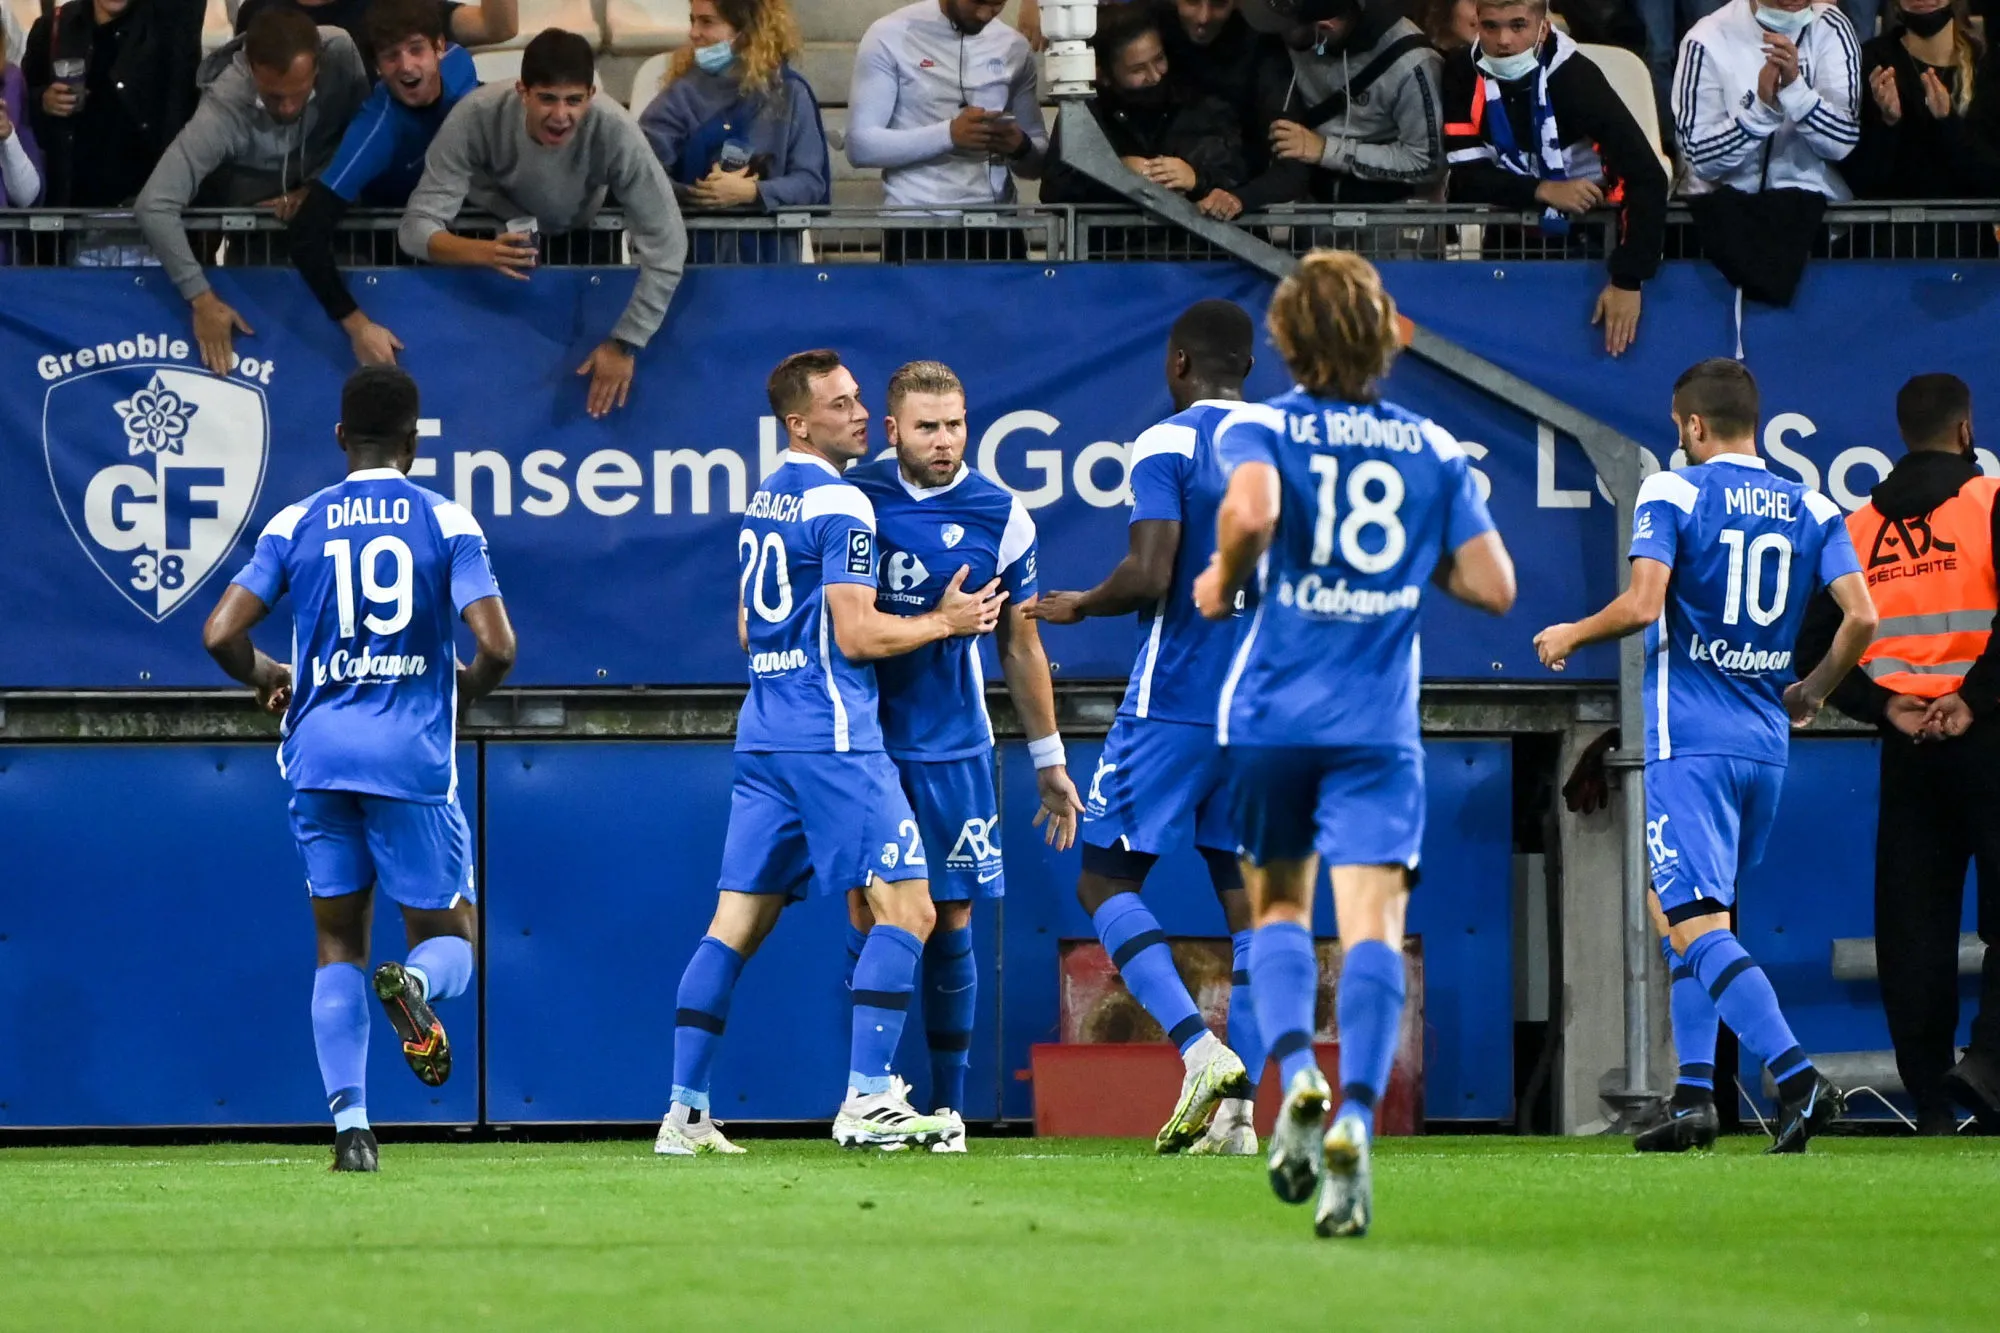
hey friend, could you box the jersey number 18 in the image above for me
[1307,456,1407,573]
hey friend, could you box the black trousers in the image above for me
[1875,724,2000,1109]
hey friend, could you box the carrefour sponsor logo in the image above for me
[1278,575,1421,619]
[311,647,430,686]
[751,648,808,674]
[1688,635,1792,673]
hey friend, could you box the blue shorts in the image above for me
[1228,744,1425,871]
[1081,715,1233,856]
[894,752,1002,902]
[1646,755,1784,921]
[288,789,476,912]
[719,751,927,899]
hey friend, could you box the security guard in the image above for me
[1799,373,2000,1134]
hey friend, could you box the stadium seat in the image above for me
[2,0,28,65]
[603,0,690,54]
[485,0,600,51]
[819,106,885,209]
[203,0,236,53]
[1576,43,1669,176]
[794,40,856,106]
[627,51,672,112]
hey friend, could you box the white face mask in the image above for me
[1475,44,1541,81]
[1755,3,1816,37]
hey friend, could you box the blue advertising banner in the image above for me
[3,259,1995,688]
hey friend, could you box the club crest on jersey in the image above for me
[940,523,965,549]
[44,359,269,623]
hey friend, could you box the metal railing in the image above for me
[1,201,1993,268]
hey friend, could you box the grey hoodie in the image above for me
[1287,0,1443,192]
[137,28,368,301]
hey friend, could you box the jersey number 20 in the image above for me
[1307,456,1407,573]
[323,536,413,637]
[739,530,794,623]
[1717,529,1792,627]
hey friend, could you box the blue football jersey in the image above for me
[734,452,884,754]
[1630,454,1861,765]
[1212,392,1496,751]
[849,459,1037,761]
[229,467,502,802]
[1122,400,1250,725]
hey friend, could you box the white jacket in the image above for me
[1672,0,1860,199]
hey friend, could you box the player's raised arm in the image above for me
[1028,520,1179,624]
[1193,458,1278,620]
[1534,557,1669,670]
[203,585,292,714]
[826,568,1006,661]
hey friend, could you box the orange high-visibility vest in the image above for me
[1847,476,2000,698]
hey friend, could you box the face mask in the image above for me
[1475,45,1541,81]
[693,40,736,75]
[1116,80,1172,108]
[1755,4,1816,37]
[1899,5,1953,36]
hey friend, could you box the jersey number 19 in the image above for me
[324,536,414,637]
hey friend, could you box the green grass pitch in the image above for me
[4,1136,1996,1330]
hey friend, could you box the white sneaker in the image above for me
[1188,1097,1257,1156]
[930,1110,968,1153]
[654,1104,747,1156]
[833,1077,956,1151]
[1155,1034,1252,1154]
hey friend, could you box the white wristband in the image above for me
[1027,733,1067,770]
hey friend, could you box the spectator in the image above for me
[1236,0,1445,205]
[1845,0,1998,199]
[400,29,688,419]
[1043,3,1247,208]
[235,0,517,58]
[290,0,481,366]
[1154,0,1292,217]
[1442,0,1667,355]
[1422,0,1480,49]
[637,0,829,224]
[1673,0,1860,305]
[847,0,1047,257]
[136,10,368,375]
[2,15,45,207]
[24,0,203,208]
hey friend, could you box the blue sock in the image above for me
[923,926,976,1113]
[1683,929,1815,1097]
[843,923,868,990]
[850,925,924,1096]
[312,963,370,1132]
[1228,930,1266,1091]
[405,935,473,1004]
[1251,922,1320,1088]
[671,937,744,1113]
[1334,940,1406,1136]
[1661,937,1718,1104]
[1092,893,1206,1054]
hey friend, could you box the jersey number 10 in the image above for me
[1717,529,1793,627]
[323,536,415,637]
[1307,456,1408,573]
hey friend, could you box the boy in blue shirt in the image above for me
[203,365,518,1172]
[1536,358,1878,1154]
[289,0,481,365]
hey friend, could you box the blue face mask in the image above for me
[1475,44,1541,81]
[693,40,736,75]
[1755,4,1816,37]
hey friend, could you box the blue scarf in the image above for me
[1477,34,1574,236]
